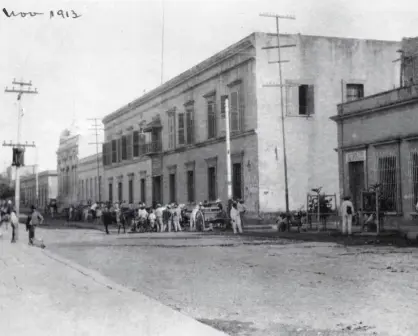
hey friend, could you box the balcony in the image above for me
[337,85,418,116]
[141,141,162,155]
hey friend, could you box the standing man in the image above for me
[230,201,243,234]
[10,208,19,243]
[162,204,172,232]
[340,196,354,236]
[27,205,44,246]
[172,203,182,232]
[155,204,163,232]
[237,199,247,230]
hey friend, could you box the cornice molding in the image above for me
[203,90,216,99]
[184,100,195,107]
[102,38,254,125]
[205,156,218,167]
[227,79,242,88]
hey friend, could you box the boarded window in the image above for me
[128,179,133,204]
[140,178,146,203]
[108,183,113,203]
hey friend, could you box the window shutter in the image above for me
[307,85,315,115]
[239,87,245,131]
[127,134,133,160]
[285,85,299,116]
[102,143,106,166]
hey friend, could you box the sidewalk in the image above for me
[0,225,228,336]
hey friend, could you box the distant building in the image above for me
[100,32,400,216]
[332,36,418,219]
[6,165,37,187]
[20,170,58,209]
[56,123,103,207]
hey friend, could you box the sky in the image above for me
[0,0,416,172]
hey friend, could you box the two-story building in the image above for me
[56,126,103,206]
[101,32,400,216]
[331,36,418,220]
[20,170,58,209]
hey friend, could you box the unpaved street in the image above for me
[38,227,418,336]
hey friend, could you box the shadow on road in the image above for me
[197,318,259,336]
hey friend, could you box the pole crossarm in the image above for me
[5,88,38,94]
[268,60,290,64]
[260,12,296,19]
[262,44,296,50]
[2,142,36,148]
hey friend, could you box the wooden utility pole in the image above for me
[3,79,38,216]
[260,12,296,230]
[88,118,103,202]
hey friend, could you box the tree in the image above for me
[0,177,14,200]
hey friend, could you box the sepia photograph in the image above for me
[1,0,418,335]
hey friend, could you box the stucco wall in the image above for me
[161,133,259,211]
[255,33,400,212]
[78,154,103,203]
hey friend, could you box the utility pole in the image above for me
[88,118,103,202]
[160,0,165,84]
[3,78,38,216]
[260,12,296,231]
[224,98,232,200]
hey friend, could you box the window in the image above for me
[90,178,93,200]
[128,179,133,204]
[232,163,242,200]
[127,134,133,160]
[378,156,398,212]
[102,143,107,165]
[186,106,194,144]
[230,91,240,132]
[346,84,364,102]
[220,95,228,119]
[117,138,122,162]
[168,114,175,149]
[133,131,140,157]
[118,182,123,202]
[108,183,113,203]
[178,113,185,145]
[122,136,127,160]
[187,170,195,203]
[81,180,84,200]
[169,173,176,202]
[140,178,146,203]
[207,98,216,139]
[208,166,217,201]
[410,152,418,209]
[111,140,117,163]
[298,84,315,115]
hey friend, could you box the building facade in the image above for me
[332,37,418,219]
[56,129,103,206]
[101,32,400,215]
[6,165,37,187]
[20,170,58,209]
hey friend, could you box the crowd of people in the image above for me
[68,198,247,235]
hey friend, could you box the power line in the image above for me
[3,78,38,216]
[87,118,103,202]
[260,12,296,231]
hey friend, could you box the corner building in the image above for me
[102,32,400,217]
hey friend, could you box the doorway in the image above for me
[348,161,365,211]
[152,176,162,206]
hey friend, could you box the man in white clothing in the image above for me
[230,201,243,234]
[340,196,354,235]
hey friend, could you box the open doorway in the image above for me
[152,176,162,206]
